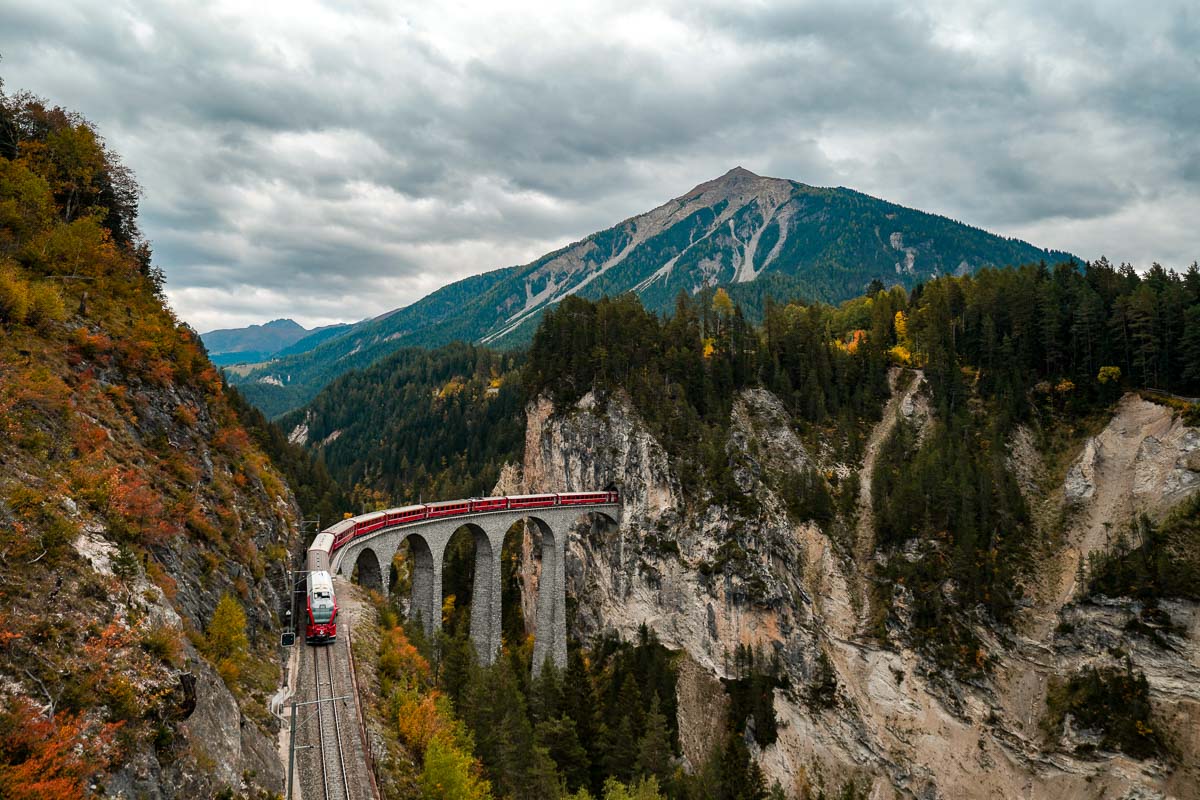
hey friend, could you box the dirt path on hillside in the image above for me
[851,368,925,631]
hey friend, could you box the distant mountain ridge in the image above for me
[231,167,1075,416]
[201,318,350,366]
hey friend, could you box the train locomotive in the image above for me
[305,533,338,644]
[302,491,618,644]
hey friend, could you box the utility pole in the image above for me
[287,701,297,799]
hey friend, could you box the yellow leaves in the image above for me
[701,337,716,359]
[887,310,919,366]
[887,344,912,366]
[712,287,734,316]
[0,157,55,248]
[420,731,494,800]
[20,121,106,222]
[1054,379,1075,395]
[204,592,249,672]
[1097,365,1121,385]
[0,260,63,331]
[0,261,31,323]
[437,377,466,400]
[29,215,119,277]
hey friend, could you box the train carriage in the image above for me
[507,493,559,509]
[386,504,428,526]
[307,532,336,572]
[469,496,509,513]
[557,491,617,506]
[305,569,337,643]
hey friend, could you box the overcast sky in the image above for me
[2,1,1197,332]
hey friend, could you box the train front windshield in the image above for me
[312,591,335,623]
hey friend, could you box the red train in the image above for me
[304,569,337,644]
[326,491,618,552]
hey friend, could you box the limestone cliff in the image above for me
[502,385,1200,799]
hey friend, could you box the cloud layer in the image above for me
[2,0,1197,331]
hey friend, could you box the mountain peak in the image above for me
[722,166,760,179]
[263,318,304,331]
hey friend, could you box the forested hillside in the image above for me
[0,85,307,797]
[279,342,525,508]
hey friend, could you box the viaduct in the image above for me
[327,499,620,671]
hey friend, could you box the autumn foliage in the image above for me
[0,697,120,800]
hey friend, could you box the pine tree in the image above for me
[716,733,766,800]
[634,694,673,787]
[530,658,564,724]
[537,715,591,792]
[205,592,249,689]
[438,620,476,710]
[1182,305,1200,390]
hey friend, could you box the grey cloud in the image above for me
[1,0,1197,331]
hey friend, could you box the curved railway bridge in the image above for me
[319,493,620,671]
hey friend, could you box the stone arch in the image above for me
[439,523,501,665]
[577,508,619,532]
[352,546,384,594]
[400,532,438,636]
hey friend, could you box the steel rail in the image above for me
[312,646,331,800]
[326,644,353,800]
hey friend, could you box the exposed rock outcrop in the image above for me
[504,387,1200,798]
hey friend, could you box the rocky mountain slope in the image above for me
[231,167,1072,417]
[0,89,298,799]
[499,385,1200,799]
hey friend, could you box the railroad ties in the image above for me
[312,644,353,800]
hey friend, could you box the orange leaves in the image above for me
[104,467,181,546]
[395,689,444,753]
[0,613,21,648]
[0,697,120,800]
[109,468,161,522]
[213,426,252,459]
[174,403,198,428]
[379,626,432,684]
[70,419,108,456]
[197,365,223,397]
[70,327,113,363]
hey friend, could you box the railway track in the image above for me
[312,643,353,800]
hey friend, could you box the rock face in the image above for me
[505,388,1200,798]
